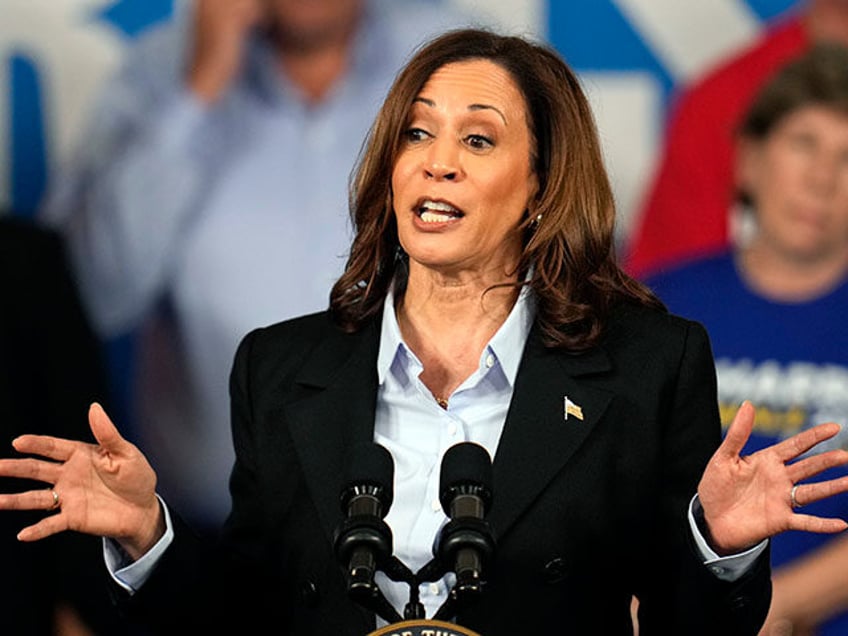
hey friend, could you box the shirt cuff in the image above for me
[688,494,768,582]
[102,494,175,594]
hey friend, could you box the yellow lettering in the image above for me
[720,402,808,439]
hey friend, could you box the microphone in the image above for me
[433,442,496,617]
[333,442,402,624]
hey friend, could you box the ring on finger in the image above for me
[790,484,801,509]
[49,489,59,510]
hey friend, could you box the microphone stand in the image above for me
[347,579,404,626]
[413,556,480,623]
[357,551,480,624]
[349,548,486,634]
[344,553,429,624]
[382,556,426,620]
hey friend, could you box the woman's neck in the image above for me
[396,270,520,400]
[737,240,848,303]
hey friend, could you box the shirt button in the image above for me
[710,565,726,576]
[485,354,495,368]
[431,498,442,512]
[448,422,457,436]
[429,582,441,595]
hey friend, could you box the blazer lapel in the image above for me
[489,328,614,539]
[285,318,381,545]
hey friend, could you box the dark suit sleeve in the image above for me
[113,327,297,635]
[637,320,771,635]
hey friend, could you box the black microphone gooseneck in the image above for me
[333,442,404,624]
[431,442,496,621]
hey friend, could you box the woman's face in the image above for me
[738,105,848,262]
[391,59,538,280]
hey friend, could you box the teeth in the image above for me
[418,200,461,223]
[422,200,457,213]
[421,211,454,223]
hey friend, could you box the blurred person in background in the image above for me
[626,0,848,279]
[645,44,848,635]
[40,0,478,535]
[0,214,136,635]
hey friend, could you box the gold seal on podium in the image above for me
[368,618,481,636]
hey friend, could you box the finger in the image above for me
[788,449,848,484]
[787,513,848,535]
[88,402,127,453]
[716,401,756,459]
[11,434,78,463]
[792,475,848,509]
[0,488,58,512]
[770,422,842,463]
[0,457,61,485]
[17,513,68,542]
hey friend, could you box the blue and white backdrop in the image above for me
[3,0,797,243]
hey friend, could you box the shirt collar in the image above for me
[377,287,407,385]
[377,283,536,387]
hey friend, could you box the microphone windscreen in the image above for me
[439,442,493,512]
[343,442,395,509]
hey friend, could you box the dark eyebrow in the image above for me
[469,103,507,124]
[413,97,507,125]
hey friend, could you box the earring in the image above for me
[529,212,543,230]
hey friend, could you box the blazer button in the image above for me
[543,557,568,584]
[300,580,320,607]
[729,595,750,612]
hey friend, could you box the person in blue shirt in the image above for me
[4,28,848,635]
[646,43,848,635]
[40,0,478,534]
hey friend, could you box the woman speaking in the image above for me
[2,28,847,635]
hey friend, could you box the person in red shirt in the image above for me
[625,0,848,279]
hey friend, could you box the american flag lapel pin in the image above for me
[564,396,584,421]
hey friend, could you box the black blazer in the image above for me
[122,301,770,635]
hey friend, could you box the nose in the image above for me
[426,162,457,181]
[424,139,461,181]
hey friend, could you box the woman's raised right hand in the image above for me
[0,402,164,561]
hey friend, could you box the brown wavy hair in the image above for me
[329,28,662,351]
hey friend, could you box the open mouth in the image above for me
[416,198,465,223]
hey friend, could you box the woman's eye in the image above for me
[466,134,493,150]
[786,132,816,151]
[404,128,430,143]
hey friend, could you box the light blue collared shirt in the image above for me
[373,284,535,619]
